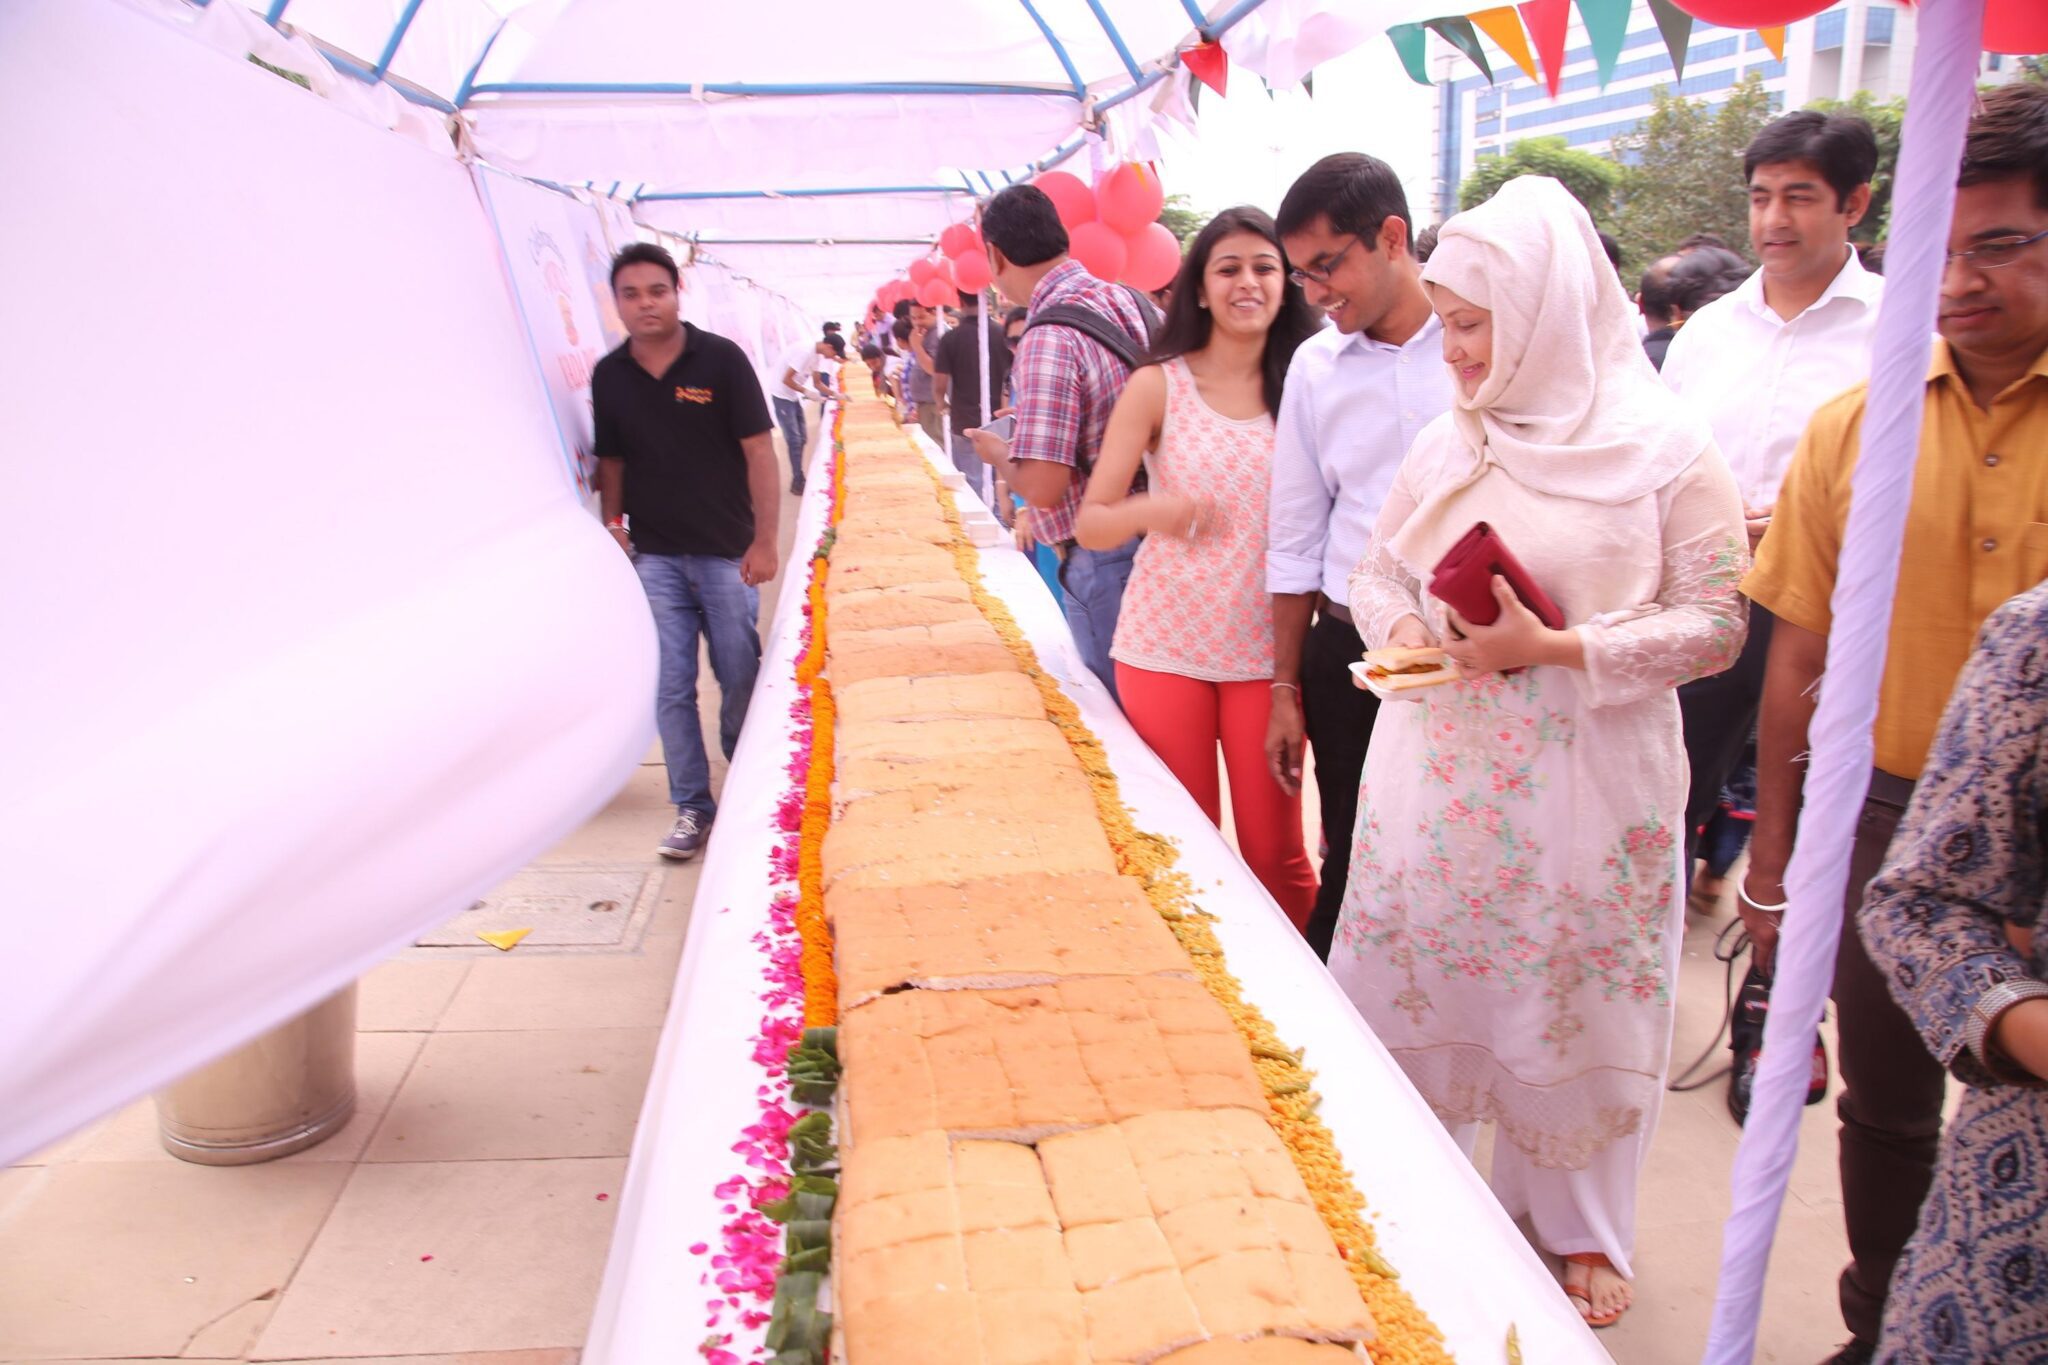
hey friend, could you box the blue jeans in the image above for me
[949,432,990,504]
[633,553,762,817]
[1057,537,1137,707]
[772,397,807,488]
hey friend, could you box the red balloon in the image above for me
[1985,0,2048,54]
[1096,162,1166,236]
[1670,0,1828,24]
[1070,221,1129,284]
[952,249,993,293]
[1121,222,1182,292]
[1035,170,1097,229]
[939,223,981,259]
[917,277,959,309]
[908,258,937,287]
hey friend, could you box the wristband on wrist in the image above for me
[1966,978,2048,1075]
[1738,883,1789,914]
[605,517,627,531]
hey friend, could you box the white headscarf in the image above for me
[1420,175,1710,506]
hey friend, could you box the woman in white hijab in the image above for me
[1332,176,1747,1326]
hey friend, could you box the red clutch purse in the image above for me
[1428,522,1566,631]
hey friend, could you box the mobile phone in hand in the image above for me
[978,414,1017,442]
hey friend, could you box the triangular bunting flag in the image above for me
[1470,6,1540,82]
[1517,0,1571,97]
[1758,25,1786,59]
[1645,0,1695,79]
[1388,23,1432,86]
[1427,17,1495,85]
[1575,0,1631,86]
[1182,39,1229,97]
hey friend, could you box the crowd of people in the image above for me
[586,79,2048,1363]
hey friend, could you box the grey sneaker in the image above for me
[658,809,709,861]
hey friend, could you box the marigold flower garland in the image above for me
[691,409,848,1365]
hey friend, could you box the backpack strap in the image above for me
[1022,290,1156,369]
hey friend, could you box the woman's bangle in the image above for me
[1738,883,1789,915]
[1964,979,2048,1076]
[1271,682,1301,694]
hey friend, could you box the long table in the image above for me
[584,411,1612,1365]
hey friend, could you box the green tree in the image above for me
[1158,194,1211,246]
[1456,136,1622,223]
[1611,71,1777,273]
[1806,90,1903,244]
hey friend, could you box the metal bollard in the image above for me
[154,984,358,1165]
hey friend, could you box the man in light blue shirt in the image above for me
[1268,153,1455,959]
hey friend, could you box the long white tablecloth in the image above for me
[585,414,1612,1365]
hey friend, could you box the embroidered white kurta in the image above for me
[1333,419,1747,1170]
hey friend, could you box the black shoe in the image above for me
[1821,1338,1876,1365]
[790,478,806,495]
[658,808,710,861]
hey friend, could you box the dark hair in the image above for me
[1960,82,2048,208]
[1143,205,1321,419]
[1596,230,1622,272]
[1414,224,1441,263]
[1638,256,1681,324]
[1675,232,1731,253]
[1743,110,1879,209]
[823,321,842,335]
[981,185,1070,268]
[822,334,847,359]
[1668,245,1751,317]
[892,318,912,342]
[859,342,882,361]
[892,298,912,321]
[610,242,679,288]
[1275,152,1413,255]
[1004,306,1029,330]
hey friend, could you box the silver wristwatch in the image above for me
[1964,977,2048,1075]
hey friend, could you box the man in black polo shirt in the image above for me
[594,244,780,861]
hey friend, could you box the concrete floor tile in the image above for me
[437,952,679,1032]
[56,1032,425,1168]
[250,1160,623,1359]
[0,1161,349,1360]
[359,959,472,1032]
[364,1028,658,1163]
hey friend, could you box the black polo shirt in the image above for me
[592,323,773,558]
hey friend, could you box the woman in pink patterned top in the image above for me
[1076,207,1323,929]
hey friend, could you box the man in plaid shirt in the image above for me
[966,183,1154,705]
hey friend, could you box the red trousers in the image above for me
[1115,663,1319,933]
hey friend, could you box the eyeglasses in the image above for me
[1288,234,1363,287]
[1946,227,2048,271]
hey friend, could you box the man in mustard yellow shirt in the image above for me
[1740,83,2048,1365]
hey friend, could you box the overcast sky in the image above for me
[1157,37,1445,232]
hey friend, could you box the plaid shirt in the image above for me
[1011,259,1152,545]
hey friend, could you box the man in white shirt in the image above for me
[1659,110,1881,898]
[772,334,840,495]
[1268,153,1456,959]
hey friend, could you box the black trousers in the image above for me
[1678,605,1775,865]
[1300,610,1380,960]
[1836,770,1944,1347]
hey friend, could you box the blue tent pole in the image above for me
[369,0,426,81]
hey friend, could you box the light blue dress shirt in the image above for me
[1266,316,1456,603]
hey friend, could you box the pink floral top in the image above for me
[1110,357,1278,682]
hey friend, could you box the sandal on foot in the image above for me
[1562,1252,1630,1329]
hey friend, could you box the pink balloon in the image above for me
[908,258,937,287]
[952,249,993,293]
[1121,221,1182,292]
[939,223,981,259]
[1069,221,1128,284]
[1096,162,1165,236]
[917,277,959,309]
[1035,170,1096,229]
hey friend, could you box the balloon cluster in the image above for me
[868,161,1185,319]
